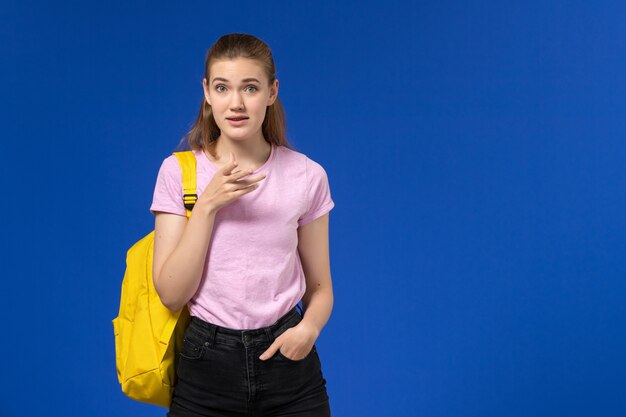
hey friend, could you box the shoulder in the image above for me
[275,145,307,164]
[152,154,184,190]
[275,145,327,174]
[157,154,182,175]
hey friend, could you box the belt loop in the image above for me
[208,324,217,346]
[264,326,274,344]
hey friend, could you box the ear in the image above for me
[202,78,211,106]
[267,79,279,106]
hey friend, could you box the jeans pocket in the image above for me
[179,332,206,360]
[275,345,317,362]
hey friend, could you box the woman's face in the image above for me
[203,58,278,143]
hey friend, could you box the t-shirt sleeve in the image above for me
[298,158,335,227]
[149,155,187,216]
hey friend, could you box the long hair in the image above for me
[176,33,295,158]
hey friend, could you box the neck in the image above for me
[214,136,271,165]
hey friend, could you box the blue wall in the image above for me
[2,1,625,416]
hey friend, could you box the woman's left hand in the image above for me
[259,320,319,361]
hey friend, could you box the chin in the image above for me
[226,126,261,137]
[221,131,253,143]
[226,129,250,137]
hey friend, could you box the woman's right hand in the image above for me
[196,151,267,213]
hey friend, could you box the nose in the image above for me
[230,92,244,110]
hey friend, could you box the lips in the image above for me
[226,116,249,121]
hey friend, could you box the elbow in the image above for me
[153,274,185,312]
[158,291,185,313]
[164,300,186,313]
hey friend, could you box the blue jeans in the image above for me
[167,306,331,417]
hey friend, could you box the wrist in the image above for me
[300,317,321,339]
[195,199,218,217]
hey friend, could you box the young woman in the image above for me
[150,33,335,417]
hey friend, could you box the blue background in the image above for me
[2,1,625,416]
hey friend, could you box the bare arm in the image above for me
[298,213,334,336]
[152,202,217,312]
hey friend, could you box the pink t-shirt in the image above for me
[149,143,335,330]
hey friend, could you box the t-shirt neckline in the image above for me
[198,143,276,173]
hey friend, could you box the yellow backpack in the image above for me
[112,151,198,408]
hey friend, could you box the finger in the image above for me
[230,168,255,181]
[231,179,264,194]
[232,183,260,196]
[259,341,282,360]
[233,172,267,183]
[222,151,239,175]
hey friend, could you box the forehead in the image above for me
[209,58,267,83]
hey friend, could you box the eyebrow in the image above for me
[211,77,261,84]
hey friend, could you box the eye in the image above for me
[215,85,226,92]
[246,85,258,93]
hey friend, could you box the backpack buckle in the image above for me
[183,193,198,210]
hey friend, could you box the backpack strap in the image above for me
[173,151,197,218]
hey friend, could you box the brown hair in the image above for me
[176,33,295,158]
